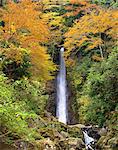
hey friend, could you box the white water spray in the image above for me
[56,47,67,124]
[83,131,95,150]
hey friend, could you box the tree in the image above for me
[79,47,118,126]
[91,0,118,8]
[0,0,7,6]
[40,0,66,60]
[0,0,56,80]
[64,7,118,60]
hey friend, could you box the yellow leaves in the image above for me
[2,0,50,44]
[10,23,16,34]
[65,58,75,67]
[64,7,118,58]
[1,45,28,64]
[42,12,63,28]
[29,43,56,81]
[86,38,102,50]
[79,96,90,107]
[42,0,67,6]
[0,0,56,81]
[40,6,64,45]
[64,12,75,17]
[50,16,63,27]
[79,96,91,123]
[76,36,89,47]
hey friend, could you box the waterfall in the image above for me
[83,131,95,150]
[56,47,67,124]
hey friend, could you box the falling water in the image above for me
[83,131,95,150]
[56,47,67,124]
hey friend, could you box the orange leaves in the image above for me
[65,57,76,67]
[92,55,103,61]
[86,38,102,50]
[65,0,98,18]
[29,43,56,80]
[2,0,50,45]
[0,0,56,81]
[64,8,118,58]
[70,0,88,5]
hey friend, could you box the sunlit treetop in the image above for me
[0,0,56,81]
[64,7,118,60]
[64,0,98,17]
[2,0,50,46]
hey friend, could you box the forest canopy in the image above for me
[0,0,118,149]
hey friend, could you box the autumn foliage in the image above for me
[64,7,118,60]
[0,0,118,149]
[64,0,98,17]
[0,0,56,81]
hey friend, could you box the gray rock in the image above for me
[60,131,69,138]
[69,124,86,129]
[68,137,85,149]
[98,127,107,136]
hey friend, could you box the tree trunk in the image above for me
[99,45,104,60]
[0,0,3,6]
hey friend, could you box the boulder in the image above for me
[36,138,56,150]
[68,137,85,148]
[53,130,64,140]
[69,124,86,129]
[59,137,85,150]
[67,124,83,139]
[98,127,107,136]
[60,131,69,138]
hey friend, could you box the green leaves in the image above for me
[91,0,118,8]
[0,74,48,144]
[79,47,118,126]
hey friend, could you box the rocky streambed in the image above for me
[0,112,118,150]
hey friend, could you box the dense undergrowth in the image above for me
[0,0,118,149]
[63,0,118,128]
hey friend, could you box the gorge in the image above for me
[0,0,117,150]
[56,47,96,150]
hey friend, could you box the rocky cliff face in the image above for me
[46,78,79,125]
[67,82,79,125]
[46,79,57,116]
